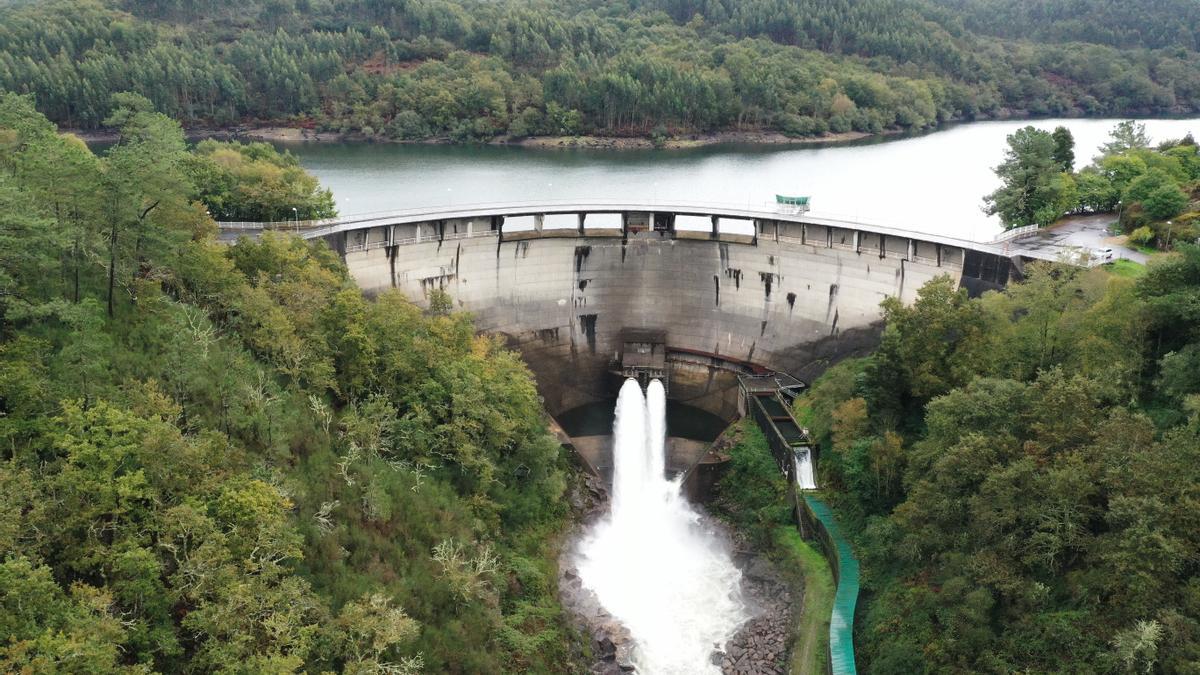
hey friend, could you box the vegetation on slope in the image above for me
[776,526,834,675]
[188,140,336,221]
[0,92,581,673]
[987,121,1200,236]
[796,255,1200,672]
[930,0,1200,51]
[712,421,835,674]
[1,0,1199,142]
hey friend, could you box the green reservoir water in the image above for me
[280,117,1200,241]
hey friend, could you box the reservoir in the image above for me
[281,117,1200,242]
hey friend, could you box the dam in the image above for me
[221,199,1058,671]
[220,199,1042,473]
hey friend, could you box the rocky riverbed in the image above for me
[558,473,638,674]
[717,537,794,675]
[558,473,796,674]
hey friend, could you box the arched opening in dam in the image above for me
[575,379,748,673]
[557,397,729,483]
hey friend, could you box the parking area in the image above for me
[1005,213,1148,264]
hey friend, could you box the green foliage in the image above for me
[1102,120,1153,156]
[3,0,1200,142]
[713,421,791,545]
[0,98,578,673]
[1143,182,1190,221]
[189,140,336,221]
[809,252,1200,671]
[793,357,867,447]
[930,0,1200,50]
[985,126,1077,228]
[1106,258,1147,279]
[1075,167,1122,213]
[1129,225,1156,245]
[985,120,1200,244]
[864,275,988,429]
[774,527,834,675]
[1051,125,1075,172]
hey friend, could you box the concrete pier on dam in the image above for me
[220,201,1021,474]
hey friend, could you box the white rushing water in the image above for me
[794,448,817,490]
[577,379,748,674]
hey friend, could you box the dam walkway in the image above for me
[217,198,1100,266]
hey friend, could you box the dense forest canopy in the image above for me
[791,255,1200,671]
[796,230,1200,670]
[0,0,1199,141]
[0,92,582,672]
[931,0,1200,51]
[795,127,1200,673]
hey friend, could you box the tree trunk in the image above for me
[107,219,118,318]
[73,235,80,304]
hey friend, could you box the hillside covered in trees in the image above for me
[805,125,1200,672]
[797,251,1200,669]
[1,0,1199,142]
[0,92,583,672]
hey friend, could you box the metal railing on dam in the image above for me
[217,199,1105,271]
[217,198,1002,255]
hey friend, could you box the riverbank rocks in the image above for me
[559,476,637,674]
[719,546,793,675]
[558,549,638,674]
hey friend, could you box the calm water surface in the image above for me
[281,118,1200,241]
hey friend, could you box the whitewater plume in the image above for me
[576,378,747,673]
[794,448,817,490]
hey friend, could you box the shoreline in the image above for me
[512,129,887,149]
[67,124,889,149]
[66,110,1200,151]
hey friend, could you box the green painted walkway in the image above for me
[803,495,859,675]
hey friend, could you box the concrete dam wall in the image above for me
[338,215,967,421]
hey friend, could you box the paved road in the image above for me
[1006,213,1148,264]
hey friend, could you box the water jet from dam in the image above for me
[576,379,747,673]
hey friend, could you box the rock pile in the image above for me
[559,473,638,673]
[558,561,638,673]
[715,551,793,675]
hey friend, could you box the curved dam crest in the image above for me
[336,214,979,420]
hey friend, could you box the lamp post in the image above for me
[292,207,298,232]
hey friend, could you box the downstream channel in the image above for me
[575,379,746,673]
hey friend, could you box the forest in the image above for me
[0,0,1199,142]
[792,128,1200,671]
[0,92,584,672]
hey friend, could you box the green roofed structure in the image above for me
[775,194,811,212]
